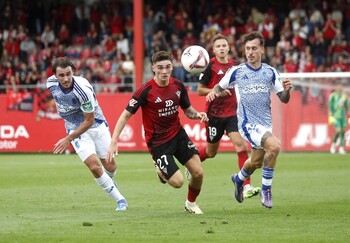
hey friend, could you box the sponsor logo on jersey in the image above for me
[82,101,93,112]
[242,84,268,93]
[218,69,224,75]
[176,91,181,98]
[129,98,137,107]
[165,100,173,107]
[155,97,162,103]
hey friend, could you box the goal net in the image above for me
[273,72,350,152]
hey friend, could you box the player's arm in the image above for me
[277,79,292,103]
[106,109,133,163]
[198,83,232,97]
[197,83,213,96]
[53,111,94,154]
[206,84,226,102]
[184,106,208,123]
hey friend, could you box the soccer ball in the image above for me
[181,45,209,74]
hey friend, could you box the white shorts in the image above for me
[239,123,272,150]
[70,123,111,162]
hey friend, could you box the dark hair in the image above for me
[211,34,228,45]
[151,51,173,64]
[243,31,265,47]
[52,56,75,74]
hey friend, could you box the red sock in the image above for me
[187,184,201,202]
[237,151,251,185]
[198,147,208,162]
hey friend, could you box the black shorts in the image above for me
[150,128,199,180]
[206,115,238,143]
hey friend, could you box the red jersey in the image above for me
[126,77,191,147]
[199,57,237,117]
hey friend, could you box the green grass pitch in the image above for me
[0,152,349,242]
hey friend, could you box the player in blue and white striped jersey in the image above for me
[207,31,292,208]
[47,57,127,211]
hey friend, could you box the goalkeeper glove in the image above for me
[328,116,335,125]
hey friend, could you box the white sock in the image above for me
[103,167,116,178]
[95,172,124,202]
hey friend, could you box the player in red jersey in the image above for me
[106,51,208,214]
[196,34,260,198]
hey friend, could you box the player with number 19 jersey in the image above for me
[125,77,191,148]
[200,57,238,117]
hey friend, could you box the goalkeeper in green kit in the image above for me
[328,82,349,154]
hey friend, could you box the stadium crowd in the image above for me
[0,0,350,95]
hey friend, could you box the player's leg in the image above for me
[183,154,204,214]
[338,119,347,154]
[151,139,184,189]
[258,131,281,208]
[96,124,128,210]
[175,129,204,214]
[185,118,222,180]
[155,155,184,188]
[83,154,127,210]
[198,117,224,162]
[330,129,340,154]
[226,116,261,198]
[186,141,218,180]
[232,149,264,203]
[72,128,127,211]
[229,132,261,198]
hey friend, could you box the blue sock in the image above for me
[262,167,274,191]
[236,168,251,186]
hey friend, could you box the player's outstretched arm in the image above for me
[106,110,133,163]
[184,106,209,123]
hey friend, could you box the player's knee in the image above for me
[168,172,184,188]
[191,167,204,180]
[206,150,217,158]
[89,165,103,177]
[169,178,184,188]
[268,141,281,156]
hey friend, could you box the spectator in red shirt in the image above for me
[303,55,317,72]
[331,55,349,72]
[283,53,298,73]
[323,13,338,48]
[102,35,116,60]
[4,36,20,64]
[58,24,70,47]
[109,10,124,38]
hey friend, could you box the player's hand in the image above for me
[106,144,118,163]
[53,137,71,154]
[219,89,232,97]
[328,116,335,125]
[197,112,209,123]
[282,78,292,91]
[348,117,350,125]
[206,91,217,102]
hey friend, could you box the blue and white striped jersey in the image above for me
[47,75,106,131]
[218,62,283,130]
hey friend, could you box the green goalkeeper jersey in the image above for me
[328,92,349,119]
